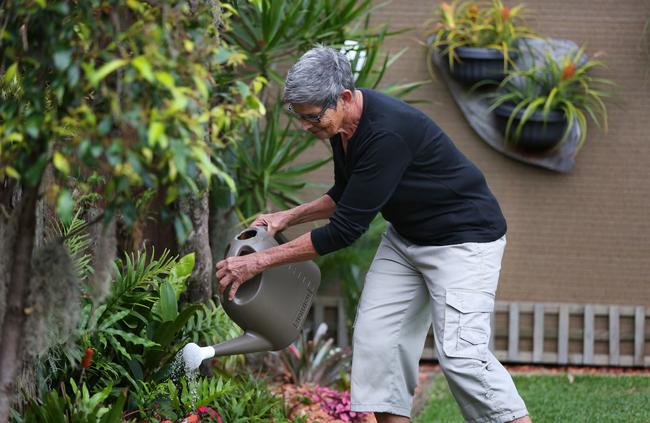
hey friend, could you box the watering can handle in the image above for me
[252,224,289,245]
[273,229,289,245]
[227,226,289,258]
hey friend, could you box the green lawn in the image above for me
[414,372,650,423]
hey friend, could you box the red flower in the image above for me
[195,406,223,422]
[562,63,577,80]
[501,6,510,20]
[82,347,94,369]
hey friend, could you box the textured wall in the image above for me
[290,0,650,306]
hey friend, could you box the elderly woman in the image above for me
[216,46,531,423]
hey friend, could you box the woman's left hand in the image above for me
[215,254,264,301]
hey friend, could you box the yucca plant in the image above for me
[224,0,375,84]
[230,100,331,222]
[487,46,614,150]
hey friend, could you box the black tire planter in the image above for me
[493,102,568,152]
[441,46,516,85]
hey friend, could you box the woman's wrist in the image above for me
[255,251,272,271]
[283,207,301,226]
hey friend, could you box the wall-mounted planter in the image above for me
[493,102,568,152]
[428,37,584,173]
[443,46,516,86]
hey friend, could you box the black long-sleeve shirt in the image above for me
[310,88,506,256]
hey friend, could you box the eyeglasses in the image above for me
[287,102,332,123]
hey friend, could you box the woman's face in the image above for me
[290,99,343,140]
[289,89,357,139]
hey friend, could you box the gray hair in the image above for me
[283,46,355,108]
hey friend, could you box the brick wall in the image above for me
[289,0,650,306]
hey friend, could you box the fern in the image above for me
[138,375,290,422]
[46,208,93,281]
[182,300,242,345]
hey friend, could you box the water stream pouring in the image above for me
[182,227,320,370]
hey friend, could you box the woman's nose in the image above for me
[299,119,313,130]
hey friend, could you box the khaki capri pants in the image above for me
[350,225,528,422]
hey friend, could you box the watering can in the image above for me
[182,226,321,370]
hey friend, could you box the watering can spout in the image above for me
[182,331,274,370]
[211,331,274,357]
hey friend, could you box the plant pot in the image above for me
[440,46,516,85]
[493,102,568,152]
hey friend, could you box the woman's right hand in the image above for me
[251,210,294,235]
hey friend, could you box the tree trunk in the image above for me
[87,209,117,304]
[0,187,38,421]
[0,180,19,342]
[179,191,213,303]
[209,202,241,302]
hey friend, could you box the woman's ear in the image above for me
[340,89,354,104]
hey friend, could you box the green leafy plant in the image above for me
[487,46,614,148]
[182,300,246,376]
[83,250,202,388]
[272,323,351,389]
[132,375,291,422]
[15,380,126,423]
[0,1,263,415]
[36,250,201,394]
[429,0,536,68]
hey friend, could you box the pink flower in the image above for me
[287,344,300,360]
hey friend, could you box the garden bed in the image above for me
[274,384,376,423]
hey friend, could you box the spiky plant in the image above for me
[429,0,537,69]
[273,323,351,389]
[487,46,614,149]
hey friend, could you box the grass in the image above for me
[414,372,650,423]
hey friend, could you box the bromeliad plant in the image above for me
[429,0,536,69]
[487,46,614,149]
[273,323,351,390]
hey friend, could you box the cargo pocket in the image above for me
[442,289,494,362]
